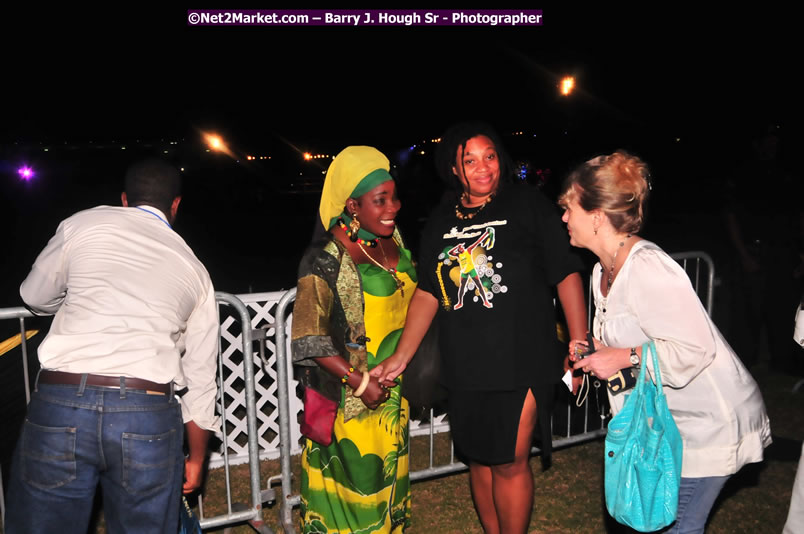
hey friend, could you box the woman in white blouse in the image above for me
[559,151,772,534]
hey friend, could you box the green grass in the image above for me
[197,364,802,533]
[3,365,798,533]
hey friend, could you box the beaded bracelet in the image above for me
[341,366,355,384]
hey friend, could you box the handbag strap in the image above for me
[638,340,665,393]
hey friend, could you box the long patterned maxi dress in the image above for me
[300,247,417,534]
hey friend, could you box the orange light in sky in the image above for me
[202,132,235,157]
[205,134,224,150]
[560,76,575,96]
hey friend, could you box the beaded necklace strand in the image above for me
[455,191,495,220]
[337,217,378,247]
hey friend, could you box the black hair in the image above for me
[435,121,514,198]
[124,158,181,215]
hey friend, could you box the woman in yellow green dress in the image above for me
[291,146,416,533]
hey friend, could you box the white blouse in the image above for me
[592,239,771,478]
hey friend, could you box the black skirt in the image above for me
[447,386,553,466]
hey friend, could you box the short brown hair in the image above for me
[559,151,650,234]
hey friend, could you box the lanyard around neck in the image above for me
[135,206,172,229]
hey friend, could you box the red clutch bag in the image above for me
[300,386,338,446]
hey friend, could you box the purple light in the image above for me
[18,166,34,181]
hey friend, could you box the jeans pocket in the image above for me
[20,419,77,490]
[122,429,177,496]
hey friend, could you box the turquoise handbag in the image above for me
[604,340,683,532]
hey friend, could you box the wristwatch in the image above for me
[629,347,640,366]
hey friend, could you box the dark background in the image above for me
[1,4,803,504]
[2,5,801,299]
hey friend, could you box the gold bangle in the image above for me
[353,372,371,397]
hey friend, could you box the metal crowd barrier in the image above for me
[584,250,715,321]
[198,292,274,533]
[0,306,35,528]
[272,288,298,533]
[670,251,715,316]
[0,293,275,534]
[271,250,716,533]
[0,251,716,533]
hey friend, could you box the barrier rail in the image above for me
[270,288,609,534]
[0,306,35,528]
[670,251,715,316]
[268,250,715,532]
[1,250,716,532]
[198,292,273,533]
[272,288,298,533]
[0,293,275,533]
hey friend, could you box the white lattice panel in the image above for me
[409,413,451,437]
[209,292,303,468]
[209,291,447,469]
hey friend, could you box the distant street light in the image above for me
[203,132,234,157]
[204,133,224,151]
[560,76,575,96]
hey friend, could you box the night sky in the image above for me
[2,5,802,301]
[4,6,800,144]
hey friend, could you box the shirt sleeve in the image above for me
[291,252,339,363]
[179,283,221,432]
[20,221,69,314]
[626,248,718,388]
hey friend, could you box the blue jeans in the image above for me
[666,475,730,534]
[5,381,185,534]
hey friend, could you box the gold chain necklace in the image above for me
[455,191,495,220]
[356,240,405,297]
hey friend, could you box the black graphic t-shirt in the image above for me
[418,182,583,391]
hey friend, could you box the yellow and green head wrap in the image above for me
[319,146,392,232]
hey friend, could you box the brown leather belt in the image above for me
[38,370,171,395]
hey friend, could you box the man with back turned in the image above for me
[6,159,219,533]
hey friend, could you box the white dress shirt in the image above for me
[592,240,771,478]
[20,205,220,431]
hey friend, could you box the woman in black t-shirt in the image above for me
[371,121,586,534]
